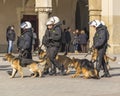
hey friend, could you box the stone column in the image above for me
[89,0,102,47]
[35,0,52,46]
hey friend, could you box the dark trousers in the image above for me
[65,43,70,54]
[61,43,65,52]
[18,50,32,67]
[96,47,109,75]
[19,50,32,59]
[80,44,87,53]
[47,46,61,70]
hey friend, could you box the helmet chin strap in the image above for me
[52,16,55,24]
[93,20,97,26]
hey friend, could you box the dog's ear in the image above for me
[72,57,77,63]
[38,47,44,54]
[72,57,75,60]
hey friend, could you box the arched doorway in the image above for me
[75,0,89,38]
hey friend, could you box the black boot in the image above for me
[102,66,111,78]
[43,68,49,75]
[49,70,56,75]
[101,73,111,78]
[59,65,66,75]
[96,71,100,79]
[101,74,107,77]
[49,66,57,76]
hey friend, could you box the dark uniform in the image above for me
[64,28,71,55]
[42,22,65,75]
[17,28,33,59]
[93,24,110,77]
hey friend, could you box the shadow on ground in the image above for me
[0,65,11,71]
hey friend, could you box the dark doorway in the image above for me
[21,15,39,50]
[75,0,89,38]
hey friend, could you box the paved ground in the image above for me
[0,53,120,96]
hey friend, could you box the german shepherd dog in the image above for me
[38,48,73,74]
[4,53,15,62]
[71,58,98,79]
[91,49,117,70]
[4,54,46,78]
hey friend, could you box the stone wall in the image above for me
[101,0,120,54]
[52,0,77,30]
[0,0,120,54]
[0,0,22,45]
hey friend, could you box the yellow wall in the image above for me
[0,0,36,52]
[101,0,120,54]
[0,0,22,44]
[0,0,120,54]
[52,0,77,30]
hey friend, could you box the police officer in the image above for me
[42,16,65,75]
[17,21,33,60]
[89,20,111,78]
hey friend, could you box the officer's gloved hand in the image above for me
[21,48,24,52]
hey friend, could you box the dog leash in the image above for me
[84,47,93,57]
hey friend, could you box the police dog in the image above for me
[5,54,46,78]
[38,48,73,74]
[91,49,117,70]
[71,58,98,79]
[4,53,15,62]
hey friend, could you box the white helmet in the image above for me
[21,21,32,29]
[101,21,105,25]
[46,16,60,25]
[89,20,101,27]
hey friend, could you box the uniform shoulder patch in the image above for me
[52,30,56,32]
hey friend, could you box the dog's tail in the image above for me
[106,56,117,62]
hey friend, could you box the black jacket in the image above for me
[73,34,80,45]
[93,24,109,49]
[17,29,33,51]
[65,30,71,43]
[61,31,66,44]
[6,29,16,41]
[42,22,62,47]
[79,33,88,44]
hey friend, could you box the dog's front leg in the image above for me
[31,72,37,78]
[71,72,80,78]
[71,67,81,78]
[18,67,23,78]
[66,69,70,74]
[71,69,81,78]
[83,72,90,79]
[38,69,43,77]
[10,68,17,78]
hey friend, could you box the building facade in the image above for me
[0,0,120,54]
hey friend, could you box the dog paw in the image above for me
[83,77,89,79]
[31,76,36,78]
[71,75,76,78]
[9,76,13,79]
[66,71,70,75]
[39,74,42,78]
